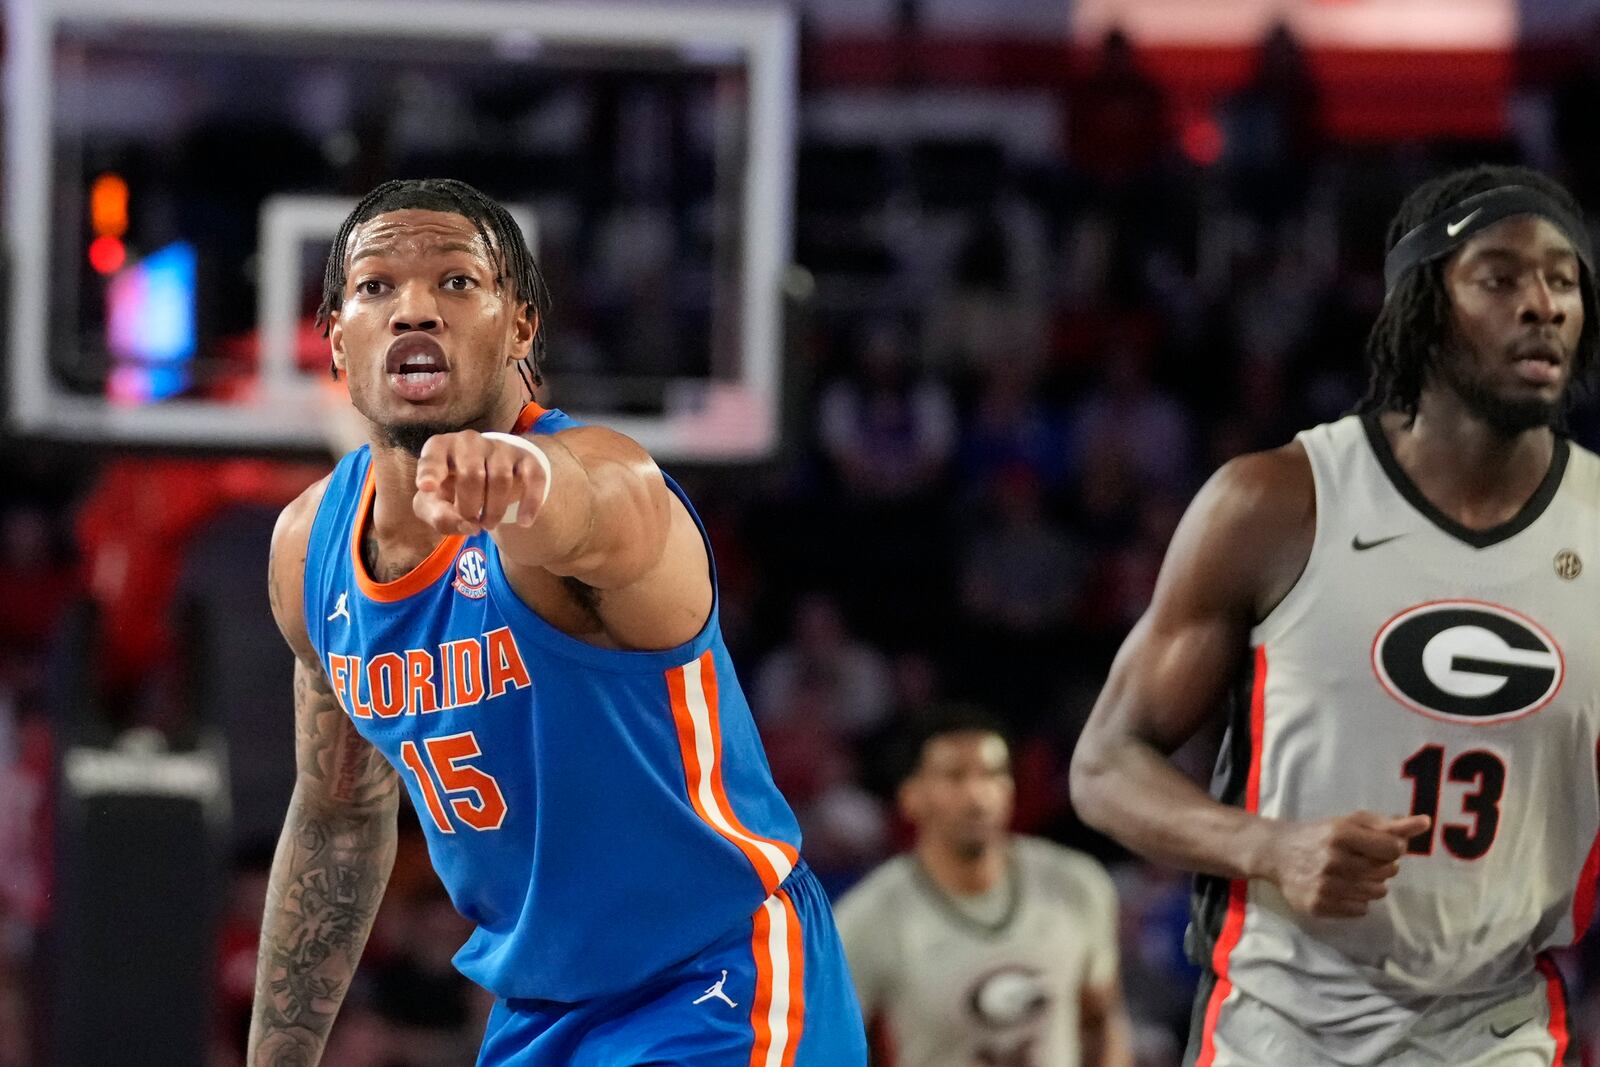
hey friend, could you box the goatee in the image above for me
[1436,353,1559,436]
[382,421,459,458]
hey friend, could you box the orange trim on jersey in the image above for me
[1538,955,1570,1064]
[511,401,548,436]
[1575,836,1600,937]
[749,899,777,1065]
[1575,740,1600,940]
[1196,644,1268,1067]
[350,466,464,602]
[700,655,801,878]
[779,890,806,1067]
[666,651,798,894]
[746,891,805,1067]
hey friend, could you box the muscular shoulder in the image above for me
[1199,441,1314,548]
[269,475,333,663]
[1162,441,1315,620]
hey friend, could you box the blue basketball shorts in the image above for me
[475,861,867,1066]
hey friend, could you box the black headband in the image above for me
[1382,184,1594,298]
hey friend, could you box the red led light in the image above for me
[89,235,126,274]
[1181,116,1225,167]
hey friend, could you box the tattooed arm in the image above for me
[249,480,400,1067]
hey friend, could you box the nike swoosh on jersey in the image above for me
[1351,533,1407,551]
[1490,1018,1532,1039]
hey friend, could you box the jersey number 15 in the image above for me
[400,732,508,833]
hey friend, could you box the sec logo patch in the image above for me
[1372,600,1562,725]
[453,547,489,599]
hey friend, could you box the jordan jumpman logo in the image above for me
[327,592,351,624]
[693,970,738,1008]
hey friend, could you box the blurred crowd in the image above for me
[12,15,1600,1067]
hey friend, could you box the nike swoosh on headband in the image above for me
[1383,185,1594,297]
[1445,208,1482,237]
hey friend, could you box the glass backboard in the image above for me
[5,0,796,460]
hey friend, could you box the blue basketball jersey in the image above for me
[302,403,803,1003]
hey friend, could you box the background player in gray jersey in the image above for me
[1071,163,1600,1066]
[837,709,1132,1067]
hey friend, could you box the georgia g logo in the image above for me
[1372,600,1563,724]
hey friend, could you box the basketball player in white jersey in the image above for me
[1071,163,1600,1066]
[837,709,1132,1067]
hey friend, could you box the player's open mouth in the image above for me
[385,336,451,401]
[1512,344,1562,386]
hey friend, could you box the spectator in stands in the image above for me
[819,318,957,503]
[1081,493,1185,643]
[1552,17,1600,214]
[960,462,1085,711]
[857,651,945,804]
[958,361,1072,498]
[1069,342,1194,492]
[1067,29,1172,195]
[756,592,893,739]
[1219,23,1323,221]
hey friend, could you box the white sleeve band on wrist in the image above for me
[483,431,553,524]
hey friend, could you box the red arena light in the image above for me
[1181,115,1225,167]
[89,235,126,274]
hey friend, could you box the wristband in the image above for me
[482,431,553,524]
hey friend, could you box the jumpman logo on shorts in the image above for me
[693,970,738,1009]
[327,592,351,624]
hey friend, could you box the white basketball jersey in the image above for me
[1189,415,1600,1067]
[836,837,1119,1067]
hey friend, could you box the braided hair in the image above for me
[318,178,552,394]
[1361,164,1599,419]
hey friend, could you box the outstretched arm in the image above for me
[1069,446,1428,917]
[248,485,400,1066]
[411,425,712,650]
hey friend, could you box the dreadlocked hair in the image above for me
[1361,164,1599,420]
[318,178,552,395]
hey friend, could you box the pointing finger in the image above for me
[454,452,489,524]
[416,437,452,494]
[413,490,476,536]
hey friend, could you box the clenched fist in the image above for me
[414,430,551,536]
[1260,810,1431,918]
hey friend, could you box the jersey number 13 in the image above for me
[1400,744,1505,860]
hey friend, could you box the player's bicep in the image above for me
[1086,533,1254,754]
[530,427,713,649]
[536,426,684,589]
[1084,448,1312,753]
[291,656,397,814]
[1095,599,1248,753]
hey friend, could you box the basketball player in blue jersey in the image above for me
[247,178,866,1067]
[1073,165,1600,1066]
